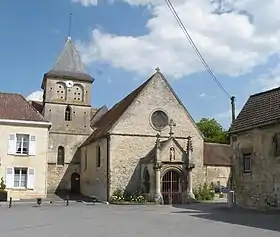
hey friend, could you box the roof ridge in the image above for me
[81,73,155,146]
[204,142,231,146]
[250,86,280,98]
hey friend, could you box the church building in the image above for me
[28,37,232,204]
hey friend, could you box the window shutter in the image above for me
[27,168,35,189]
[5,167,14,188]
[29,135,36,156]
[7,134,16,155]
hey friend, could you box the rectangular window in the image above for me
[84,148,87,171]
[96,145,101,168]
[274,133,280,156]
[14,168,28,188]
[243,153,252,173]
[16,134,29,155]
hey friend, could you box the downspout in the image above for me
[106,134,111,201]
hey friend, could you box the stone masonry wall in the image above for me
[108,73,205,197]
[232,123,280,210]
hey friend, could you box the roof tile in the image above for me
[203,143,232,166]
[229,87,280,133]
[0,93,48,122]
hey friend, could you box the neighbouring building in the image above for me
[203,143,232,187]
[229,87,280,210]
[0,93,51,200]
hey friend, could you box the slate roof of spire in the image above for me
[42,37,93,89]
[52,37,86,73]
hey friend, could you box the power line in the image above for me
[165,0,232,99]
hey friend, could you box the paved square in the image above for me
[0,202,279,237]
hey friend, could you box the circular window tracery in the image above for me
[150,110,169,131]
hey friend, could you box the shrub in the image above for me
[110,188,147,203]
[194,182,215,201]
[0,177,6,191]
[110,188,125,202]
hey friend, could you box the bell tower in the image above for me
[41,37,94,193]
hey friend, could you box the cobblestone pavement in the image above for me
[0,202,279,237]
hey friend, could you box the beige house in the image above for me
[229,87,280,210]
[79,70,232,204]
[0,93,51,200]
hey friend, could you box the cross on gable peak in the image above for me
[155,67,160,72]
[169,119,176,137]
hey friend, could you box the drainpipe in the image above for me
[106,135,111,202]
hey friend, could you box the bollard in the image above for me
[66,196,69,206]
[37,198,42,206]
[227,190,234,208]
[9,197,12,208]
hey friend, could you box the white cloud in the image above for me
[77,0,280,79]
[199,93,207,98]
[256,64,280,91]
[26,91,43,102]
[72,0,98,6]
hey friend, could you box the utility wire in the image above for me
[165,0,232,99]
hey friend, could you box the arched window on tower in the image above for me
[65,106,72,121]
[57,146,65,165]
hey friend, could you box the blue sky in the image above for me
[1,0,280,129]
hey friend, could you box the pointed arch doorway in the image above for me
[161,169,182,204]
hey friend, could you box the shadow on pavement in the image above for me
[172,202,280,232]
[52,191,100,203]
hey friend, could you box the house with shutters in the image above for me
[229,87,280,210]
[0,93,51,200]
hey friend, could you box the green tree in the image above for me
[196,117,229,144]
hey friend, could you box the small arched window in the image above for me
[142,168,150,193]
[96,145,101,167]
[65,106,72,121]
[57,146,65,165]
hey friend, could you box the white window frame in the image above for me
[14,167,28,188]
[16,134,29,155]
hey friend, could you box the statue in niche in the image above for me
[170,147,175,161]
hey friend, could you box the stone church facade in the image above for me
[28,37,232,202]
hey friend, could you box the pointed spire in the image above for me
[52,37,86,74]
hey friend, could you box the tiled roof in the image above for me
[0,93,48,122]
[81,70,204,147]
[90,105,108,127]
[29,101,44,114]
[81,77,151,146]
[229,87,280,133]
[203,143,232,166]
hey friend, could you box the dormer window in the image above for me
[65,106,72,121]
